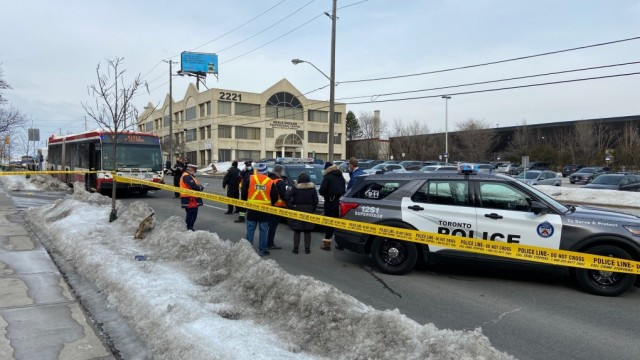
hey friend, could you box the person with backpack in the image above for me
[319,161,346,250]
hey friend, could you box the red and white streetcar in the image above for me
[47,130,164,194]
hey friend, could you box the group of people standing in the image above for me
[177,156,366,257]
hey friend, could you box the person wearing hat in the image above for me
[234,160,254,223]
[319,161,346,250]
[180,163,204,231]
[172,156,186,198]
[241,162,278,256]
[222,161,241,214]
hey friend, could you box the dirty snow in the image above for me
[535,185,640,209]
[0,174,70,191]
[26,186,512,360]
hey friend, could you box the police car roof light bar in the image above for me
[458,163,479,175]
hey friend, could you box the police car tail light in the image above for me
[340,201,359,217]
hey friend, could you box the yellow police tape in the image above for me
[107,174,640,275]
[2,171,639,274]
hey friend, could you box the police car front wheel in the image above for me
[370,237,418,275]
[575,245,636,297]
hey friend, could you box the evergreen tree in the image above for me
[345,110,362,140]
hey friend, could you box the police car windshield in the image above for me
[521,183,569,213]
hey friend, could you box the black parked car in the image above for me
[569,167,608,184]
[583,174,640,191]
[562,164,583,177]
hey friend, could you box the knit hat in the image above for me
[256,163,268,174]
[231,161,238,167]
[297,172,310,183]
[324,161,334,170]
[244,160,253,166]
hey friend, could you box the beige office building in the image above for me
[137,79,346,165]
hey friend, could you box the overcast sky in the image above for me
[1,0,640,141]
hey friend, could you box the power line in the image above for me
[337,60,640,100]
[339,35,640,84]
[344,71,640,104]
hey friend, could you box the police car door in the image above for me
[402,179,477,259]
[474,181,562,262]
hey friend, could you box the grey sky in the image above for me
[1,0,639,141]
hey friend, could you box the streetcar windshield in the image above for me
[102,144,163,171]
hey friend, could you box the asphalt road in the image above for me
[10,178,640,360]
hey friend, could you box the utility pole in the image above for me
[328,0,337,161]
[442,95,451,161]
[163,60,177,163]
[84,116,87,131]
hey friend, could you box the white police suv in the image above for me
[335,164,640,296]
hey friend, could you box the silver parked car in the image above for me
[514,170,562,186]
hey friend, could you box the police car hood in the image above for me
[567,205,640,225]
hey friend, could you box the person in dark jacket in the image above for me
[266,165,287,250]
[347,157,365,190]
[180,164,204,231]
[319,161,346,250]
[235,160,254,223]
[222,161,242,214]
[172,156,185,198]
[285,172,318,254]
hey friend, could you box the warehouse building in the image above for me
[137,79,347,165]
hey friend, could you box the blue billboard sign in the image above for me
[180,52,218,75]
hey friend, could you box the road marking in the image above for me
[204,204,228,211]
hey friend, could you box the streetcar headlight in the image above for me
[623,225,640,236]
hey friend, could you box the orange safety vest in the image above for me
[179,172,199,197]
[247,173,273,205]
[272,178,286,207]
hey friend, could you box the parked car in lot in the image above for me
[495,162,514,174]
[562,164,583,177]
[399,161,423,171]
[335,167,640,296]
[514,170,562,186]
[583,174,640,191]
[266,162,326,210]
[363,163,406,174]
[569,167,608,184]
[476,164,494,173]
[419,165,458,172]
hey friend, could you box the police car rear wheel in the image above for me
[371,237,418,275]
[575,245,636,297]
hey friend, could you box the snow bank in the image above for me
[26,187,512,360]
[536,185,640,209]
[0,174,70,191]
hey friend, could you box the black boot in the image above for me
[305,247,310,254]
[292,247,298,254]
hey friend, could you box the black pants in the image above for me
[293,231,311,248]
[173,173,183,197]
[324,205,340,239]
[227,188,239,213]
[267,215,280,247]
[185,207,198,230]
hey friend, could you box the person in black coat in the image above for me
[318,161,346,250]
[285,172,318,254]
[234,160,254,223]
[266,165,288,250]
[172,156,185,198]
[222,161,241,214]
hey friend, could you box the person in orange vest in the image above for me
[180,164,204,231]
[266,165,287,250]
[241,163,278,256]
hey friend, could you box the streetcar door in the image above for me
[88,143,98,190]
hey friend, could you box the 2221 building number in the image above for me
[219,92,242,101]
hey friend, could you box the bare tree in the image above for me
[616,122,640,170]
[573,121,596,165]
[353,111,387,159]
[389,119,431,160]
[505,121,530,162]
[0,64,26,137]
[454,119,496,162]
[82,58,145,221]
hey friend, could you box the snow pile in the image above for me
[0,174,70,191]
[26,187,512,360]
[536,185,640,208]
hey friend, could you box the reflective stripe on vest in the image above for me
[273,178,286,207]
[248,173,273,205]
[179,172,199,197]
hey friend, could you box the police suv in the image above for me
[335,164,640,296]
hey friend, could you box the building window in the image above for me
[238,150,261,160]
[334,133,342,143]
[296,130,304,139]
[206,125,211,139]
[265,92,303,120]
[163,115,171,127]
[174,111,183,123]
[206,101,211,115]
[236,126,260,140]
[218,125,232,139]
[266,128,274,138]
[218,101,231,115]
[333,112,342,124]
[218,149,232,162]
[185,151,197,164]
[235,102,260,117]
[199,103,206,117]
[186,128,197,142]
[145,122,154,132]
[308,110,328,122]
[308,131,328,144]
[185,106,196,121]
[199,126,206,139]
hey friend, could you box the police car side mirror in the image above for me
[530,200,548,215]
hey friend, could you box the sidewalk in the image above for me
[0,188,114,360]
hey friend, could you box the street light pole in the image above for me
[328,0,337,161]
[442,95,451,161]
[163,60,177,163]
